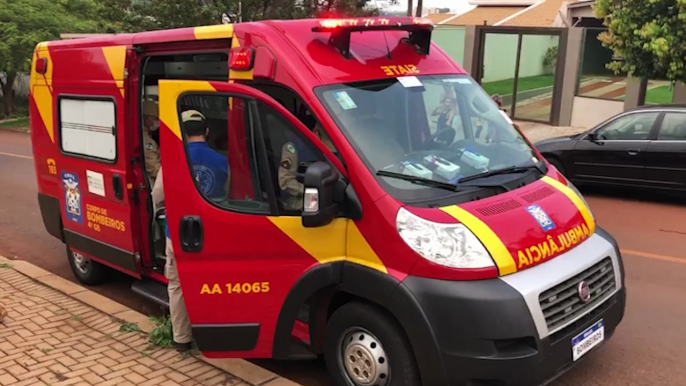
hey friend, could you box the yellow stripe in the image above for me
[267,218,387,274]
[268,217,347,265]
[346,221,388,274]
[102,46,127,98]
[158,81,216,140]
[31,43,55,143]
[194,25,234,40]
[541,176,596,235]
[441,205,516,275]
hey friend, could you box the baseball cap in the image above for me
[181,110,206,123]
[143,100,158,116]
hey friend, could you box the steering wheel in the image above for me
[427,126,456,147]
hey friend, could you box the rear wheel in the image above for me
[324,302,421,386]
[67,246,110,286]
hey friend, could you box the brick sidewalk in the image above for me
[0,259,300,386]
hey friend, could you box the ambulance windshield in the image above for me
[315,75,544,202]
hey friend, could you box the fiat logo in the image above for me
[577,281,591,303]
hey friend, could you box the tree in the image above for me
[0,0,113,116]
[106,0,396,32]
[594,0,686,83]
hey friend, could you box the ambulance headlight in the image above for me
[396,208,495,269]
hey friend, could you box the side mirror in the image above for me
[302,161,340,228]
[587,132,597,142]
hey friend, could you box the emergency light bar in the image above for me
[312,17,434,58]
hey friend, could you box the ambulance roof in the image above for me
[42,18,467,86]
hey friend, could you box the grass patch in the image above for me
[70,313,82,321]
[614,85,674,104]
[0,263,12,269]
[148,315,173,348]
[120,322,142,333]
[645,85,674,105]
[0,116,29,129]
[481,74,555,96]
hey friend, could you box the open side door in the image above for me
[158,80,348,358]
[56,45,142,279]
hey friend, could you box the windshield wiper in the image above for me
[376,170,498,192]
[458,164,543,184]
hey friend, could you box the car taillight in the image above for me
[229,47,254,71]
[35,57,48,74]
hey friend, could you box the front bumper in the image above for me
[401,228,626,386]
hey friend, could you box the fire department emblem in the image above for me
[526,204,555,231]
[62,172,83,224]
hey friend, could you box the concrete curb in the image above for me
[0,255,304,386]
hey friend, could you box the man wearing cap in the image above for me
[143,100,161,184]
[151,109,229,352]
[279,118,337,211]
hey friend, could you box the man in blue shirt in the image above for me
[151,109,229,352]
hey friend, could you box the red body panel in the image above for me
[30,17,595,361]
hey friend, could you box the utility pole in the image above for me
[407,0,413,16]
[415,0,423,16]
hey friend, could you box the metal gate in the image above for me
[472,26,568,125]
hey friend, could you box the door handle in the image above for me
[627,149,641,156]
[112,174,124,200]
[179,215,203,253]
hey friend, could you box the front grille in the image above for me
[539,257,616,334]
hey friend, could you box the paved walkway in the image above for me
[0,258,300,386]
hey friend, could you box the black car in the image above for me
[535,105,686,193]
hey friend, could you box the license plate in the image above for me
[572,319,605,361]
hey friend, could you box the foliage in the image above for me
[148,315,173,348]
[120,322,143,333]
[594,0,686,82]
[542,45,558,75]
[106,0,398,32]
[0,0,116,116]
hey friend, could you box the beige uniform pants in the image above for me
[165,238,192,344]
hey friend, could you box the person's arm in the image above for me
[151,166,165,209]
[278,143,304,196]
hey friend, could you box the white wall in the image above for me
[570,96,624,128]
[0,73,30,97]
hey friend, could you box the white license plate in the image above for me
[572,319,605,361]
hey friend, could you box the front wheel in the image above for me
[67,246,110,286]
[324,302,421,386]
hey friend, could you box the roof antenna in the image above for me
[382,31,392,59]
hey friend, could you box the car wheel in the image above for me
[67,246,110,286]
[547,157,566,175]
[324,302,421,386]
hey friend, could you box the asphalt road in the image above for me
[1,129,685,386]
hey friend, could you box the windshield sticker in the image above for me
[444,78,472,84]
[332,91,357,110]
[381,65,420,76]
[397,76,423,88]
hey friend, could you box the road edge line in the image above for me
[0,255,304,386]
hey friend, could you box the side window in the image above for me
[656,113,686,140]
[256,100,330,214]
[59,97,117,161]
[178,93,270,214]
[595,112,659,140]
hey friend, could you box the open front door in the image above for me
[158,80,348,358]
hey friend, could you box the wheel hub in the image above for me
[73,252,90,274]
[340,329,390,386]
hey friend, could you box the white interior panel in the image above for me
[60,98,117,161]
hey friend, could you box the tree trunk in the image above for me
[407,0,413,16]
[1,72,16,118]
[415,0,423,16]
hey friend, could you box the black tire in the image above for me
[547,157,566,175]
[66,246,110,286]
[324,302,421,386]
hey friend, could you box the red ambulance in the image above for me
[30,16,625,386]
